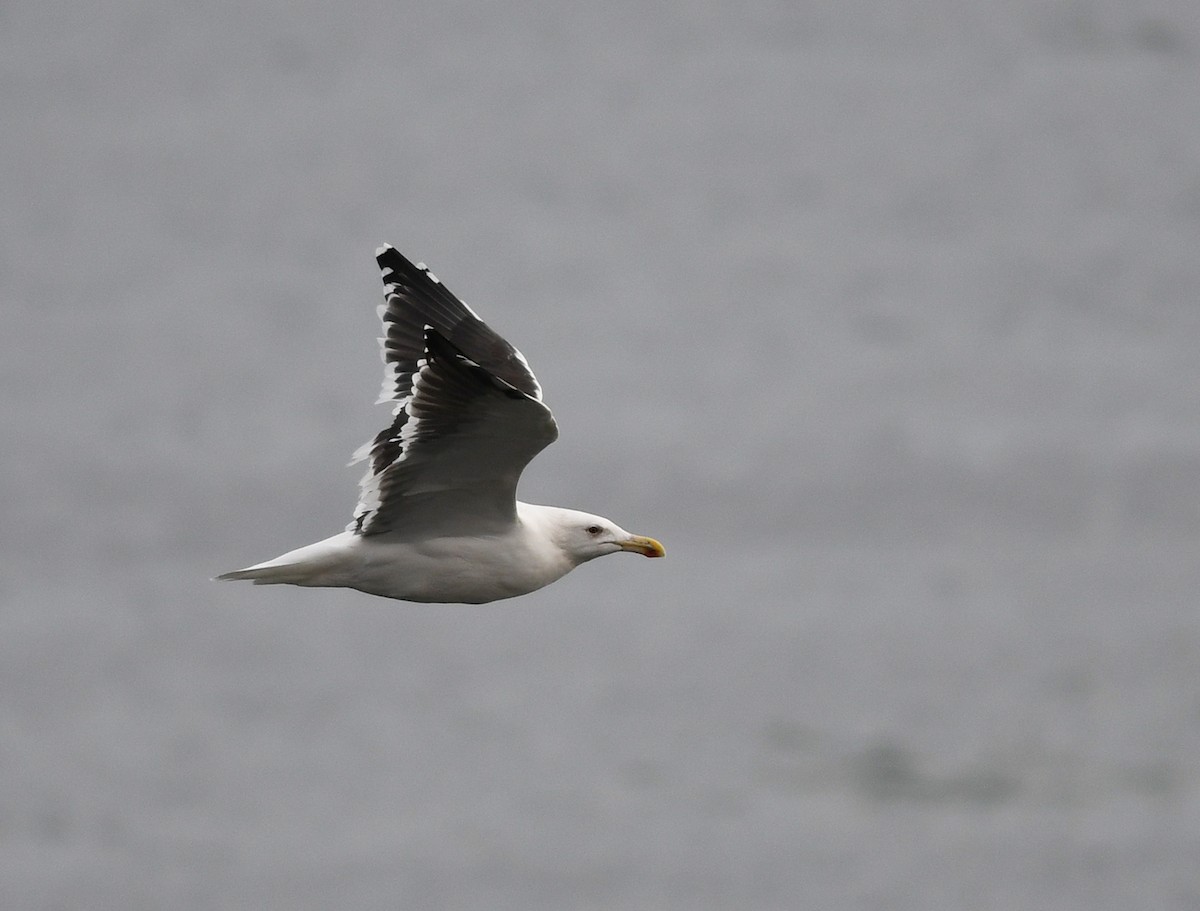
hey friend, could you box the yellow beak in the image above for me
[619,535,666,558]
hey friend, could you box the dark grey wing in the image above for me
[349,250,557,536]
[370,244,543,404]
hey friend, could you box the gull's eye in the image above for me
[586,525,602,535]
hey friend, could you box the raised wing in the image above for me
[371,245,543,404]
[349,248,557,536]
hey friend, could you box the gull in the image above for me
[218,246,664,603]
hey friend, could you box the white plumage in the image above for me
[218,246,663,603]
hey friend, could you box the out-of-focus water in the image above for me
[4,1,1199,908]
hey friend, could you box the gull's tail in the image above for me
[216,562,308,585]
[216,534,352,587]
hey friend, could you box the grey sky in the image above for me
[5,1,1200,907]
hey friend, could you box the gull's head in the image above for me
[533,506,665,566]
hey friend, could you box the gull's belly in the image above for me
[353,534,570,604]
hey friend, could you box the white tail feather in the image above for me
[216,563,309,585]
[216,534,354,588]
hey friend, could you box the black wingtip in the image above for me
[370,245,544,401]
[375,244,407,275]
[376,244,446,290]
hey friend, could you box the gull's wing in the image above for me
[349,248,558,537]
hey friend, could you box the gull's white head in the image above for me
[532,506,665,566]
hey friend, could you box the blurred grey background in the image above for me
[4,0,1199,908]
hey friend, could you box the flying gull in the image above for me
[218,245,664,603]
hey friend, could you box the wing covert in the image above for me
[350,309,557,536]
